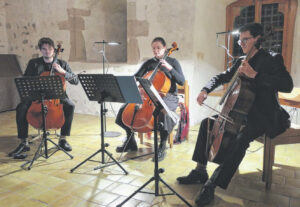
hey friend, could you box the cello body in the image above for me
[26,72,66,130]
[121,42,178,133]
[26,44,66,130]
[207,77,255,164]
[121,70,171,132]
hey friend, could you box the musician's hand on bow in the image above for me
[160,59,173,71]
[52,63,66,75]
[238,60,257,78]
[197,90,208,105]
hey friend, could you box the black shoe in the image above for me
[8,143,30,157]
[177,169,208,184]
[116,138,138,153]
[58,139,72,152]
[152,144,166,162]
[13,153,28,159]
[195,180,215,206]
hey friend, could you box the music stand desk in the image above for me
[15,76,73,170]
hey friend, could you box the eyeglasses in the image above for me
[237,37,254,46]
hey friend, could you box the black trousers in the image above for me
[115,93,178,142]
[16,98,75,139]
[192,116,267,189]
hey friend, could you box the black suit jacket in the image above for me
[202,49,293,138]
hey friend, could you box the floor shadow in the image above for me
[0,135,19,154]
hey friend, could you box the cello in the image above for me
[206,31,270,164]
[121,42,179,133]
[26,44,66,130]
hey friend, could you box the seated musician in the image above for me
[176,23,293,206]
[115,37,185,161]
[8,37,79,159]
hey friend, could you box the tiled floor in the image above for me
[0,111,299,207]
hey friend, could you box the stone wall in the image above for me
[0,0,8,53]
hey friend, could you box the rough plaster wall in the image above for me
[190,0,233,124]
[58,8,91,62]
[0,0,8,53]
[80,0,127,63]
[134,0,195,61]
[4,0,70,70]
[2,0,126,70]
[291,8,300,88]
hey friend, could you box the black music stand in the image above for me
[116,78,192,207]
[95,40,122,138]
[70,74,142,174]
[14,76,73,170]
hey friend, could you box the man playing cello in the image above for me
[8,37,78,159]
[177,23,293,206]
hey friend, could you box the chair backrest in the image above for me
[177,80,189,109]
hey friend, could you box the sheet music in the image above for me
[149,85,179,123]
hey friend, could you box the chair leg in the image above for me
[138,132,143,144]
[263,136,274,190]
[262,136,269,182]
[266,143,275,190]
[169,131,173,148]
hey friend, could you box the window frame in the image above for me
[226,0,297,73]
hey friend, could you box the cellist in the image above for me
[176,23,293,206]
[8,37,79,159]
[115,37,185,161]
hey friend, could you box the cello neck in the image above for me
[148,53,168,82]
[149,42,178,82]
[50,54,58,76]
[50,44,63,75]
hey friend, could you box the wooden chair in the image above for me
[257,123,300,190]
[259,88,300,190]
[138,80,189,148]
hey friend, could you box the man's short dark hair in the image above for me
[239,23,264,38]
[38,37,55,50]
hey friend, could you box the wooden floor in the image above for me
[0,111,299,207]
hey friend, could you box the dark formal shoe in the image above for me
[177,169,208,184]
[116,138,138,153]
[13,153,28,159]
[8,143,30,157]
[152,144,167,162]
[58,139,72,152]
[195,181,215,206]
